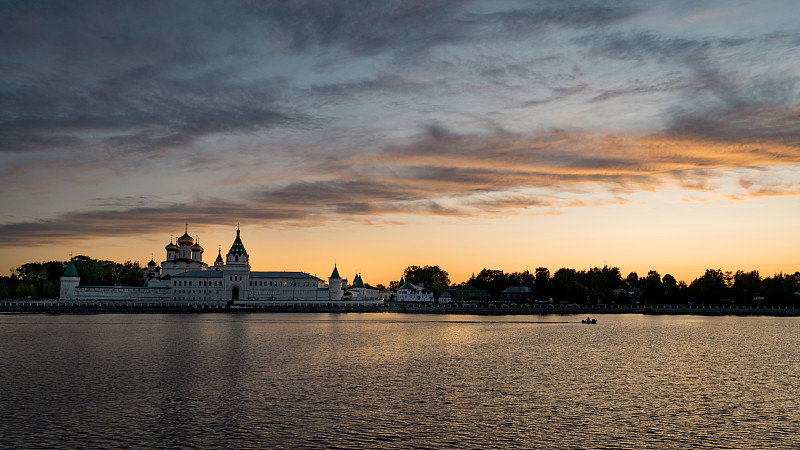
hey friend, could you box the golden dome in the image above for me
[165,240,178,252]
[191,238,204,253]
[177,224,194,246]
[177,233,193,246]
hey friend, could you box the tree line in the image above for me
[0,255,144,300]
[397,265,800,307]
[3,256,798,306]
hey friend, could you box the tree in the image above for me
[662,274,683,303]
[402,265,450,295]
[689,269,729,304]
[625,272,640,290]
[603,266,625,290]
[507,270,534,287]
[552,268,588,304]
[117,260,145,286]
[4,255,145,299]
[731,270,762,303]
[642,270,664,303]
[465,269,509,296]
[763,273,799,306]
[534,267,551,300]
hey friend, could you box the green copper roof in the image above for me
[63,261,79,277]
[353,273,365,288]
[227,228,248,256]
[330,265,340,279]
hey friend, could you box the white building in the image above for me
[60,226,377,304]
[346,273,380,300]
[396,280,434,303]
[160,225,208,276]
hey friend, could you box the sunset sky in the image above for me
[2,0,799,286]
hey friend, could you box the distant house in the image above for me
[347,273,380,300]
[500,286,531,302]
[396,280,434,303]
[447,289,490,303]
[609,289,627,299]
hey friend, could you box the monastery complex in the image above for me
[59,226,391,304]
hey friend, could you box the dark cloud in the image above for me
[0,0,650,160]
[666,105,800,148]
[472,1,640,35]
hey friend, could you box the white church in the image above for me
[60,225,381,304]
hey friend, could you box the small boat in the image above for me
[581,318,597,324]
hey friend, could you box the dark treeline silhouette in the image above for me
[0,255,144,299]
[398,266,799,307]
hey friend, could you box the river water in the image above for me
[0,313,797,448]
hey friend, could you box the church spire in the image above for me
[330,264,340,279]
[227,226,248,256]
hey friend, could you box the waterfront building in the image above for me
[396,280,434,303]
[500,286,532,302]
[346,273,380,300]
[59,226,380,303]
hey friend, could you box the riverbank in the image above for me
[1,300,799,316]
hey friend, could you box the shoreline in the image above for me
[1,301,799,316]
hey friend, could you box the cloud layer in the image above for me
[1,0,799,247]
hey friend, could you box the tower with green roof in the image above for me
[328,264,343,300]
[60,260,80,300]
[223,225,250,303]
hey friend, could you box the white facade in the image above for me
[170,270,328,302]
[59,277,79,300]
[74,286,171,302]
[396,281,434,303]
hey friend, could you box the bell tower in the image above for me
[223,225,250,302]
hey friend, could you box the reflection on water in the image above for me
[0,313,798,448]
